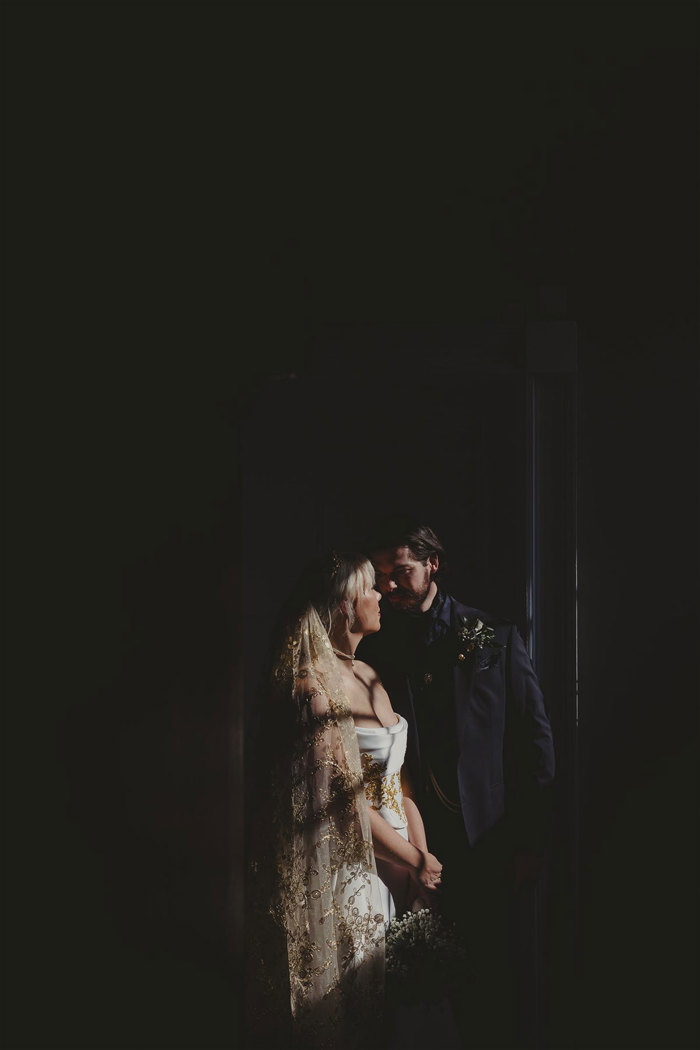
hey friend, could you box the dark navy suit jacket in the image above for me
[358,591,555,853]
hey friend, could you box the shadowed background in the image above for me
[4,3,697,1048]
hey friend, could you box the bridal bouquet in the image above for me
[384,908,472,1005]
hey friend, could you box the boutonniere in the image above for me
[455,616,504,663]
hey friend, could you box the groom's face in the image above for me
[371,546,436,612]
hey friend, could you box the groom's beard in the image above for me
[386,583,432,613]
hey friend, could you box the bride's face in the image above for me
[351,583,382,636]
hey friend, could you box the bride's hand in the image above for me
[413,850,443,893]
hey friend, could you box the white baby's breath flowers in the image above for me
[384,907,465,995]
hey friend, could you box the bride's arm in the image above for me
[400,771,440,907]
[400,768,429,853]
[403,797,428,853]
[367,809,442,891]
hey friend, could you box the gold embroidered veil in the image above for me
[247,598,385,1048]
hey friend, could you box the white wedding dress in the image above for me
[356,713,463,1049]
[356,714,410,925]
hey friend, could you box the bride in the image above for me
[324,551,443,922]
[247,550,444,1050]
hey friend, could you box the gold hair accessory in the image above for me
[330,550,341,577]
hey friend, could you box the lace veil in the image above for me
[247,603,385,1048]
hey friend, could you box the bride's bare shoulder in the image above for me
[353,659,382,682]
[353,661,392,702]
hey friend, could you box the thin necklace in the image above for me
[332,647,356,665]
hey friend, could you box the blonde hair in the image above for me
[323,552,375,634]
[285,550,375,636]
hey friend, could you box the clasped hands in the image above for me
[410,849,443,909]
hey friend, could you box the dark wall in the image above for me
[5,4,697,1049]
[576,327,698,1049]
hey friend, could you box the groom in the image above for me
[357,516,555,1047]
